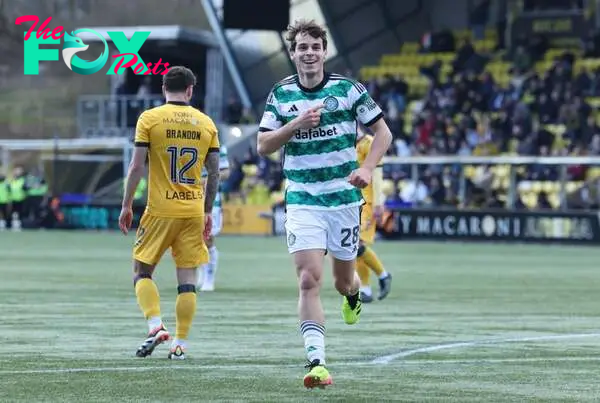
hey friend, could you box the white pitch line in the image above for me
[397,356,600,365]
[371,332,600,364]
[3,355,600,376]
[0,363,295,375]
[3,333,600,375]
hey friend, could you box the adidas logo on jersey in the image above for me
[288,105,298,113]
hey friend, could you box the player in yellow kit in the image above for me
[355,125,392,303]
[118,66,221,360]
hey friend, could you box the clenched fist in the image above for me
[349,167,372,189]
[293,104,324,130]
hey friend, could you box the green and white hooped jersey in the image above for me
[259,73,384,210]
[202,145,229,208]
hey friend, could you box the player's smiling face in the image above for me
[291,33,326,75]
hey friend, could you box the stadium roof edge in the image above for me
[73,25,219,48]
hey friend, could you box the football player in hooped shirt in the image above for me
[257,19,392,388]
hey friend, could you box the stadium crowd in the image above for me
[223,28,600,212]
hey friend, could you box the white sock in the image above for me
[171,338,186,348]
[197,265,206,287]
[379,271,389,280]
[147,316,162,332]
[204,246,218,284]
[359,286,372,296]
[300,321,326,366]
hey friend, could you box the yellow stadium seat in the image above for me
[528,193,539,208]
[566,182,581,193]
[382,179,394,197]
[454,28,471,38]
[549,192,561,209]
[544,124,566,136]
[587,167,600,180]
[545,49,566,60]
[436,53,456,63]
[485,29,497,39]
[579,58,600,70]
[474,39,495,52]
[494,164,510,180]
[397,180,408,192]
[492,176,502,190]
[521,193,537,208]
[535,61,553,74]
[464,165,476,179]
[401,42,420,53]
[381,55,400,66]
[586,97,600,109]
[542,181,554,193]
[531,181,543,194]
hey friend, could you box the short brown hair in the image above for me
[285,19,328,52]
[162,66,196,93]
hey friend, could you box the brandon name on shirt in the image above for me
[164,126,204,201]
[165,129,202,140]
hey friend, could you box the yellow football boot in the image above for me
[303,359,333,389]
[341,295,362,325]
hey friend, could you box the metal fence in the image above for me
[381,155,600,211]
[77,95,164,138]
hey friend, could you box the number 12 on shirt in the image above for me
[167,146,198,184]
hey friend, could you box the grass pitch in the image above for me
[1,231,600,402]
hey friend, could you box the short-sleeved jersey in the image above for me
[202,144,229,208]
[135,101,220,218]
[259,73,383,210]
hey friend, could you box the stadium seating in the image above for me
[350,27,600,210]
[227,28,600,211]
[360,29,498,96]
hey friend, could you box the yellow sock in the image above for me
[135,278,161,319]
[356,257,371,287]
[175,285,197,340]
[363,246,386,277]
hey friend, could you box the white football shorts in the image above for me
[284,206,361,261]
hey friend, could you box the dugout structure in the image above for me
[0,137,134,204]
[0,123,259,205]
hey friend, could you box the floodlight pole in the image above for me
[201,0,252,111]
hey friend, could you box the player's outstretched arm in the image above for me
[363,118,392,171]
[257,105,323,156]
[204,151,220,215]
